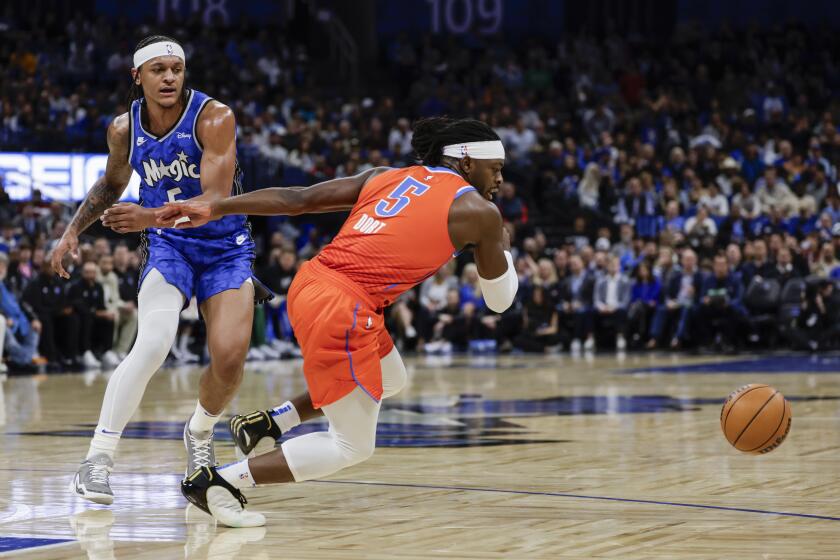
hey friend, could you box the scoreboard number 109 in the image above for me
[424,0,503,34]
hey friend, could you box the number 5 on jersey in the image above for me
[167,187,191,226]
[374,177,430,218]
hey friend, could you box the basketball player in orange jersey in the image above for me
[156,117,517,527]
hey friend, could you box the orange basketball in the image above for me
[720,384,791,454]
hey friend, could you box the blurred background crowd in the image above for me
[2,0,840,373]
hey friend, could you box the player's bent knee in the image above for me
[135,321,178,363]
[210,350,247,379]
[208,336,249,363]
[340,441,375,467]
[333,431,376,467]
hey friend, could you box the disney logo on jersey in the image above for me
[140,150,200,187]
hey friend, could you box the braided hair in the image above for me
[411,117,500,166]
[127,35,187,105]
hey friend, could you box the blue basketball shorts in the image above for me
[139,228,256,305]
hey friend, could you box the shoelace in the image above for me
[88,463,111,485]
[189,433,214,468]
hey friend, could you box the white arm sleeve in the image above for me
[478,251,518,313]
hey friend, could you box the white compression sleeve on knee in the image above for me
[89,269,183,459]
[281,387,380,481]
[478,250,518,313]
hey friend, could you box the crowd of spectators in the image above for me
[3,14,840,371]
[0,199,141,372]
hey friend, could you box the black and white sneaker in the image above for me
[182,467,265,528]
[229,410,282,460]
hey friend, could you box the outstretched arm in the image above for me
[156,167,389,227]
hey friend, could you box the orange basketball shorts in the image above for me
[287,258,394,408]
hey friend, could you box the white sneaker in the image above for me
[101,350,120,369]
[182,467,266,529]
[258,344,281,360]
[0,362,7,374]
[570,339,582,354]
[82,351,101,369]
[270,339,291,352]
[246,347,266,361]
[583,337,595,352]
[424,340,443,354]
[616,335,627,351]
[440,341,453,354]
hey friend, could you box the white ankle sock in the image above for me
[269,401,301,433]
[87,426,121,460]
[217,459,256,489]
[189,401,222,434]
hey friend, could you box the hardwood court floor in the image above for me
[1,352,840,559]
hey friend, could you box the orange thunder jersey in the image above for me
[315,165,477,309]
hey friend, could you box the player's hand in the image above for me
[155,200,213,229]
[102,203,155,233]
[52,231,79,279]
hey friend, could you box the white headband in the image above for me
[133,41,186,68]
[442,140,505,160]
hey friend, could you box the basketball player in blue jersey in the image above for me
[51,35,263,512]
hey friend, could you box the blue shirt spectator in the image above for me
[0,253,39,366]
[631,276,661,305]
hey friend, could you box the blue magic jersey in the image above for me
[128,88,246,238]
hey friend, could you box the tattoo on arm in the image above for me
[67,178,122,235]
[65,113,132,236]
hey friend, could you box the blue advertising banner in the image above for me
[0,153,140,202]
